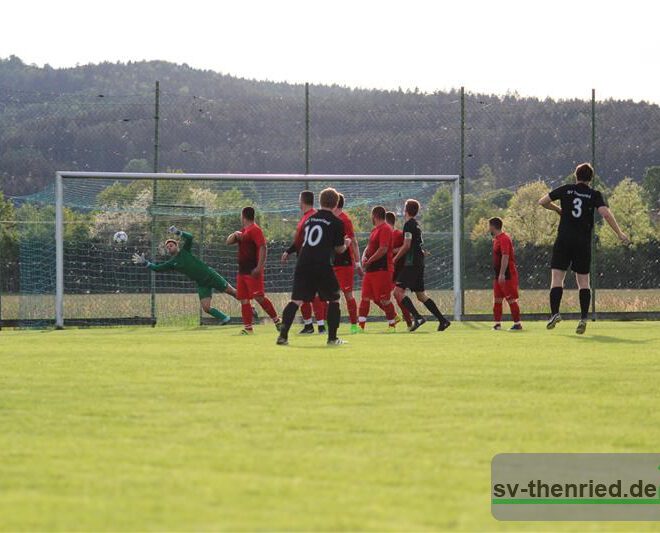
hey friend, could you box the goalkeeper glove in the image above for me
[132,252,148,266]
[168,225,182,236]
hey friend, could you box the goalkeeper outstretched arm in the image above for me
[131,252,175,271]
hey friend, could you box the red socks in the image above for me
[241,303,253,330]
[381,302,397,322]
[258,297,278,320]
[493,302,503,323]
[301,301,312,322]
[346,297,358,325]
[509,301,521,323]
[312,296,327,322]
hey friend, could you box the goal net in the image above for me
[18,172,461,328]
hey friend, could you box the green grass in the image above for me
[1,322,659,531]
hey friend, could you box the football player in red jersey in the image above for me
[358,206,399,332]
[333,194,363,334]
[488,217,522,331]
[281,190,327,333]
[226,207,281,334]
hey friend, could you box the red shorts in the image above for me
[493,276,519,300]
[333,265,354,292]
[237,273,265,300]
[361,270,393,301]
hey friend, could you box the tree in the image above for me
[123,159,151,173]
[597,178,654,248]
[424,187,452,232]
[0,191,17,270]
[642,166,660,211]
[503,181,559,246]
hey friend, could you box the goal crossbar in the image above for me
[54,171,462,328]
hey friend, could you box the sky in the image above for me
[1,0,659,102]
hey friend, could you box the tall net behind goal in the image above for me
[17,173,460,328]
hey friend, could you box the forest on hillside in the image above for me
[1,55,660,197]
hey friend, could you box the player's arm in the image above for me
[169,226,193,251]
[252,243,267,277]
[226,231,242,245]
[392,233,412,264]
[538,194,562,215]
[498,254,509,284]
[132,253,174,272]
[598,206,630,244]
[363,243,388,267]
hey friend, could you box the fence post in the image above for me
[150,80,160,327]
[304,82,310,189]
[459,86,466,318]
[591,88,597,321]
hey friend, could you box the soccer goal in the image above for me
[50,171,462,328]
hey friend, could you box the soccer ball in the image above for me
[113,231,128,244]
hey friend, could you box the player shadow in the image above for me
[571,334,651,345]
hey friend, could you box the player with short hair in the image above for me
[358,206,400,332]
[333,194,363,334]
[226,206,281,334]
[132,226,235,324]
[386,211,413,328]
[281,190,327,334]
[392,199,451,332]
[488,217,522,330]
[277,188,351,346]
[539,162,629,334]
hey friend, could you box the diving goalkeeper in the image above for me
[132,226,236,324]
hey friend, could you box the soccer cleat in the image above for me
[493,323,502,331]
[327,338,347,346]
[438,319,451,332]
[240,328,254,335]
[350,324,361,334]
[318,325,326,334]
[546,313,562,330]
[220,316,232,326]
[386,324,397,333]
[276,336,289,346]
[409,316,426,332]
[510,323,523,331]
[576,320,588,335]
[274,319,282,332]
[299,324,315,334]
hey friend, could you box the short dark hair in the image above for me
[300,190,314,206]
[488,217,503,230]
[371,206,386,220]
[385,211,396,225]
[575,163,594,182]
[241,206,255,221]
[405,199,420,217]
[319,187,340,209]
[337,194,345,209]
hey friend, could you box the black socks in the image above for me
[579,288,591,320]
[327,301,340,340]
[401,296,422,320]
[280,301,299,339]
[423,298,446,322]
[550,287,563,315]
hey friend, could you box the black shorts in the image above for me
[395,265,425,292]
[551,235,591,274]
[291,265,340,302]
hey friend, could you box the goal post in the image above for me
[54,171,462,328]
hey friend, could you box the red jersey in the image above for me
[364,222,393,273]
[493,232,517,279]
[293,208,317,251]
[391,228,404,272]
[238,223,266,274]
[334,211,355,267]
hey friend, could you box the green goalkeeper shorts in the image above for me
[196,272,229,300]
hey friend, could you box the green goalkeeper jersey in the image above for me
[147,231,219,284]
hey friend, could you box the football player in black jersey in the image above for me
[539,163,629,334]
[277,187,352,346]
[392,199,451,332]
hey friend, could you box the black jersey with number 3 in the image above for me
[296,209,345,268]
[549,183,607,238]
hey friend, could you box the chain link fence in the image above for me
[1,82,659,326]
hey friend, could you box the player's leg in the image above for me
[319,268,344,345]
[358,273,374,331]
[312,296,327,333]
[547,268,566,329]
[394,284,422,327]
[247,272,281,330]
[235,275,253,334]
[278,268,314,344]
[299,301,315,334]
[373,272,398,331]
[199,290,230,324]
[277,299,302,345]
[493,277,504,331]
[505,276,522,330]
[414,290,450,331]
[575,272,591,334]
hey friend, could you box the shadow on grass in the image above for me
[572,334,651,345]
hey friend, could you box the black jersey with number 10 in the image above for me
[296,209,345,267]
[549,183,607,238]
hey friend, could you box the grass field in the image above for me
[1,321,659,531]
